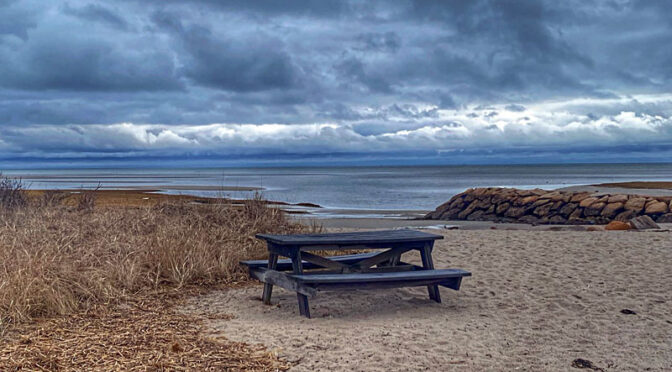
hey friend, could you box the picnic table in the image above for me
[241,229,471,318]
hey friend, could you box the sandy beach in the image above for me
[184,227,672,371]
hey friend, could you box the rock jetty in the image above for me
[425,187,672,225]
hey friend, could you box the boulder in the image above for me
[517,189,535,197]
[520,195,539,205]
[607,194,628,203]
[601,202,624,218]
[472,188,488,196]
[584,202,606,216]
[441,208,463,219]
[569,208,583,219]
[614,210,636,222]
[568,217,590,225]
[596,195,610,203]
[481,213,498,221]
[656,213,672,223]
[548,215,567,224]
[533,203,553,216]
[645,201,668,215]
[496,202,510,215]
[590,216,610,225]
[475,197,493,209]
[466,210,485,221]
[629,215,660,230]
[579,197,599,208]
[512,196,527,206]
[426,188,672,225]
[605,221,631,230]
[457,202,479,219]
[624,197,646,212]
[532,198,551,208]
[559,203,578,217]
[449,197,465,210]
[540,191,569,202]
[519,215,540,224]
[504,206,527,218]
[570,192,592,203]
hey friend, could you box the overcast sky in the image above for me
[1,0,671,167]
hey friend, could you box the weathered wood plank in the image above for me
[299,251,350,271]
[396,261,467,290]
[420,242,441,303]
[291,265,416,275]
[360,264,416,273]
[256,229,443,246]
[291,251,311,318]
[310,277,465,292]
[241,252,378,271]
[353,247,412,270]
[249,267,317,297]
[261,252,278,305]
[291,268,471,284]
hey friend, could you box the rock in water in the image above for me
[629,215,660,230]
[605,221,631,231]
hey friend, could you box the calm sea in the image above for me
[5,163,672,213]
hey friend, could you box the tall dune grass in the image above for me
[0,190,307,330]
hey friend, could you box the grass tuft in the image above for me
[0,189,308,331]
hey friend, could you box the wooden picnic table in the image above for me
[241,229,471,318]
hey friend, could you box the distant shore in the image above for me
[25,189,320,209]
[27,180,672,229]
[559,181,672,197]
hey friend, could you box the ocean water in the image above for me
[5,163,672,212]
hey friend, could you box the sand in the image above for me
[184,228,672,371]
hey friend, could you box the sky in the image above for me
[1,0,672,167]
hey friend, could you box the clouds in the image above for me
[1,94,671,164]
[0,0,671,164]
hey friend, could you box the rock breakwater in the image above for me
[425,187,672,225]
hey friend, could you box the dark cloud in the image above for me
[0,0,670,163]
[0,0,37,40]
[62,4,129,30]
[505,104,526,112]
[354,32,401,53]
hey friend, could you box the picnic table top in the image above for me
[256,229,443,246]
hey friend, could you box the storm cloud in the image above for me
[0,0,671,165]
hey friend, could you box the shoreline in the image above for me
[25,179,672,227]
[558,181,672,197]
[25,189,321,209]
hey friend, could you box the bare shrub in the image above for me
[0,199,307,330]
[0,174,27,210]
[37,190,69,207]
[76,185,100,212]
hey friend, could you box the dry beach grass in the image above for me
[0,180,307,370]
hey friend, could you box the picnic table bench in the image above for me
[240,229,471,318]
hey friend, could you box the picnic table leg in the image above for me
[262,252,278,305]
[291,251,311,318]
[377,253,401,268]
[420,242,441,303]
